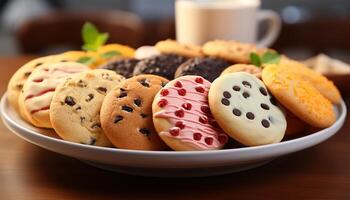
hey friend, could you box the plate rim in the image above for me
[0,93,347,156]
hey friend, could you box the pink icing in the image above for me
[154,76,228,150]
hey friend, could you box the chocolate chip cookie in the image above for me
[50,69,125,146]
[100,74,169,150]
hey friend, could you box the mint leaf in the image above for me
[82,22,99,45]
[261,51,281,64]
[77,56,95,65]
[81,22,109,51]
[100,50,121,59]
[250,52,261,67]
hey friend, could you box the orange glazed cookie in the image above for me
[279,56,341,104]
[262,64,336,128]
[100,75,168,150]
[155,39,203,58]
[221,64,262,79]
[202,40,268,64]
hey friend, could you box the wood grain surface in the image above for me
[0,56,349,200]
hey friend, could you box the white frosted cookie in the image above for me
[134,46,160,59]
[209,72,287,146]
[18,62,89,128]
[50,69,125,146]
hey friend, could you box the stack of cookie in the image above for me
[7,39,341,151]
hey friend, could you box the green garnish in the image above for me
[250,51,281,67]
[100,50,121,59]
[81,22,109,51]
[77,56,95,65]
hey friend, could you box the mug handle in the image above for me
[256,10,281,47]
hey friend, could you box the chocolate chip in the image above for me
[34,62,43,67]
[77,80,87,87]
[16,84,23,89]
[114,115,123,123]
[134,98,142,107]
[138,78,150,87]
[232,85,241,91]
[232,108,241,116]
[24,71,32,77]
[118,92,127,98]
[242,81,252,88]
[140,113,148,118]
[259,87,267,96]
[80,116,85,123]
[242,92,250,98]
[221,98,230,106]
[120,88,126,92]
[65,96,76,106]
[270,97,277,106]
[139,128,150,136]
[88,138,96,145]
[122,105,133,112]
[85,93,94,102]
[97,87,107,94]
[262,119,270,128]
[223,91,231,98]
[261,103,270,110]
[76,106,81,111]
[246,112,255,120]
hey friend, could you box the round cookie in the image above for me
[209,72,287,146]
[100,58,140,78]
[175,57,231,82]
[135,46,160,59]
[202,40,268,64]
[100,75,169,150]
[7,55,60,113]
[152,75,228,151]
[155,39,203,58]
[50,69,125,146]
[279,56,341,104]
[18,62,89,128]
[262,64,336,128]
[133,54,188,80]
[221,64,262,79]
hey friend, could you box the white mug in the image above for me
[175,0,281,47]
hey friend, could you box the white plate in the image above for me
[0,93,347,177]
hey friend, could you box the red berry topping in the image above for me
[195,86,205,93]
[174,81,183,88]
[195,77,203,84]
[200,106,211,114]
[175,121,185,129]
[157,99,168,107]
[175,109,185,118]
[218,135,228,144]
[182,103,192,110]
[193,133,202,141]
[210,120,220,128]
[169,127,180,136]
[160,89,169,96]
[178,88,186,96]
[199,116,208,124]
[205,137,214,145]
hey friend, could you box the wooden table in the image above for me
[0,56,349,200]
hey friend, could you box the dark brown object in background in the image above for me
[16,10,144,54]
[273,17,350,55]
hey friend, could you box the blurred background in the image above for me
[0,0,349,60]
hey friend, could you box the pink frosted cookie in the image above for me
[18,62,89,128]
[152,75,228,151]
